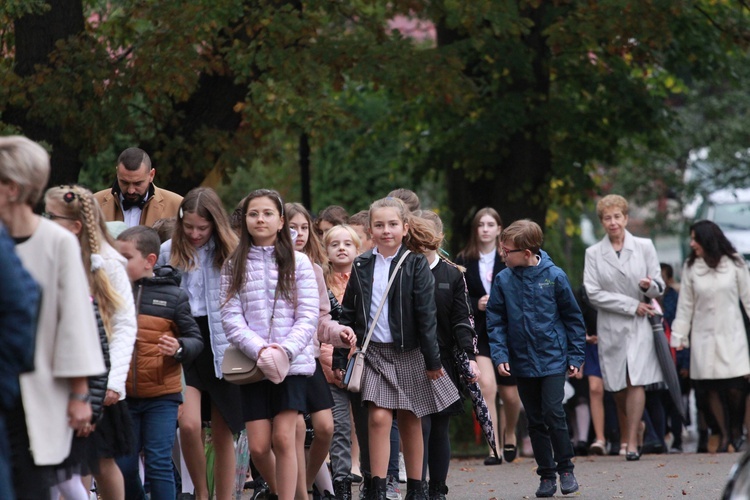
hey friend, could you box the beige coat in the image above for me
[15,219,106,465]
[94,184,183,227]
[583,231,665,392]
[670,255,750,380]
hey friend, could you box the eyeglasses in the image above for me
[501,245,525,255]
[42,212,77,221]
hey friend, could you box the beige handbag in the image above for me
[221,345,264,384]
[344,250,411,393]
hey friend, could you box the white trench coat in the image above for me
[583,230,665,392]
[670,255,750,380]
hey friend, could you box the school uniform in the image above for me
[339,245,459,418]
[221,247,319,420]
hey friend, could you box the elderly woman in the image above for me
[583,194,664,461]
[670,220,750,453]
[0,136,105,499]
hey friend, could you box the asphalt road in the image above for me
[445,452,738,499]
[239,451,739,499]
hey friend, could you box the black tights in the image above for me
[421,413,451,483]
[694,378,746,446]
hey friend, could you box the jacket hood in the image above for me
[137,265,182,287]
[509,249,554,279]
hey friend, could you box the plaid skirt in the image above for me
[362,342,460,418]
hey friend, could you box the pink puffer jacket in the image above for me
[220,246,319,376]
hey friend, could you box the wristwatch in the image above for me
[174,345,184,360]
[69,392,91,403]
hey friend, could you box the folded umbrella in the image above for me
[453,347,500,459]
[647,300,686,419]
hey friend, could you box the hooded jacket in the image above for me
[486,250,585,377]
[339,245,441,371]
[126,265,203,398]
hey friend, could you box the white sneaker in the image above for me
[386,475,402,500]
[398,452,406,483]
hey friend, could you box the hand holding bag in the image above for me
[344,250,411,393]
[222,296,279,385]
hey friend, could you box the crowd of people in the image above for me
[2,136,750,500]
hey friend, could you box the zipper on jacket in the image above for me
[353,268,369,337]
[132,283,144,398]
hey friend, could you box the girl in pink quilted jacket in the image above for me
[220,189,320,500]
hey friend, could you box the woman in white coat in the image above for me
[583,194,664,461]
[670,220,750,452]
[0,137,105,499]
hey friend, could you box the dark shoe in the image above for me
[625,451,640,461]
[352,473,363,484]
[503,444,518,462]
[559,472,579,495]
[369,476,387,500]
[404,479,426,500]
[334,479,353,500]
[483,454,502,466]
[427,481,448,500]
[252,479,270,500]
[535,478,557,498]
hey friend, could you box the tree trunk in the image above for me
[439,4,552,252]
[7,0,85,188]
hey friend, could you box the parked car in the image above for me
[694,188,750,262]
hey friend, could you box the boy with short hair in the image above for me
[115,226,203,500]
[487,219,586,498]
[348,210,373,253]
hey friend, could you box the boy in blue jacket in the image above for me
[487,220,585,498]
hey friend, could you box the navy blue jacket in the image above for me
[0,228,40,411]
[486,250,585,377]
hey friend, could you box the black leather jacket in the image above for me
[339,246,441,371]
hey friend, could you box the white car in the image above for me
[694,188,750,261]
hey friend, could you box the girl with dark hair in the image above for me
[158,187,242,500]
[221,189,319,500]
[455,208,522,465]
[671,220,750,452]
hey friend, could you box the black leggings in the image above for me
[421,413,452,483]
[693,378,746,445]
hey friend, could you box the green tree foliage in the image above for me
[1,0,749,252]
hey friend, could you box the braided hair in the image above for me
[44,185,123,339]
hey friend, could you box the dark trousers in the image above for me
[517,375,574,479]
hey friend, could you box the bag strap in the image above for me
[360,249,411,354]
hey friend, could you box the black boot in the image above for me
[404,478,426,500]
[428,481,448,500]
[359,473,371,500]
[368,476,387,500]
[334,478,353,500]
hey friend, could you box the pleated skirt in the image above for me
[361,342,459,418]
